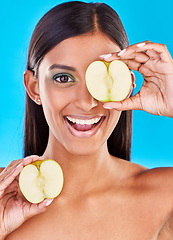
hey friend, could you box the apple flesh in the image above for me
[19,159,64,204]
[85,60,132,102]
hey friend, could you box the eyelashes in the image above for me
[52,73,76,84]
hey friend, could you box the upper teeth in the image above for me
[66,116,101,125]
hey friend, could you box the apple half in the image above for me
[19,159,64,204]
[85,60,132,102]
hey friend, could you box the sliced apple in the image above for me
[19,159,64,204]
[85,60,132,102]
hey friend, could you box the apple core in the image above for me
[19,159,64,204]
[85,60,132,102]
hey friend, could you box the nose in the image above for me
[72,81,98,112]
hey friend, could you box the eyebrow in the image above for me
[48,64,76,72]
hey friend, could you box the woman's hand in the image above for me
[100,41,173,118]
[0,155,53,239]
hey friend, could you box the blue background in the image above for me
[0,0,173,168]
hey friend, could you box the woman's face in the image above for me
[38,31,122,155]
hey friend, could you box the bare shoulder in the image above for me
[111,156,173,190]
[121,159,173,204]
[138,166,173,188]
[122,158,173,188]
[115,157,148,177]
[136,166,173,211]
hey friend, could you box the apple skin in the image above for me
[19,159,64,204]
[85,60,132,102]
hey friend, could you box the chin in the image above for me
[64,140,106,157]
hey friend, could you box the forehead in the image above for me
[39,31,121,72]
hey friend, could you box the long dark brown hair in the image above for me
[24,1,132,160]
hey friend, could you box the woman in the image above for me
[0,1,173,239]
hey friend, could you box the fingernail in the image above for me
[137,42,146,47]
[99,53,112,59]
[46,199,53,206]
[118,49,126,56]
[103,105,113,109]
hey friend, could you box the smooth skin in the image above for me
[0,31,173,240]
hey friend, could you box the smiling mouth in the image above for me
[64,116,105,132]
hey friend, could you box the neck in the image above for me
[42,134,117,198]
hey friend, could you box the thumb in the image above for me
[103,93,142,111]
[24,199,54,220]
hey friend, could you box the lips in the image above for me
[66,116,102,131]
[64,115,105,138]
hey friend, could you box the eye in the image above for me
[52,73,75,83]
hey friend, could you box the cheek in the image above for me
[39,82,73,125]
[40,80,72,108]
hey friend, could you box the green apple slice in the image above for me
[19,159,64,204]
[85,60,132,102]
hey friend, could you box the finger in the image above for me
[145,49,161,60]
[1,159,24,174]
[103,93,142,111]
[99,52,119,62]
[99,54,150,74]
[99,41,151,62]
[23,199,54,221]
[119,42,171,63]
[3,179,18,195]
[126,52,149,63]
[1,155,40,176]
[116,51,150,65]
[0,191,18,208]
[100,41,171,63]
[1,180,18,203]
[135,42,172,62]
[121,59,143,72]
[0,164,23,193]
[21,155,42,167]
[99,50,150,73]
[0,156,40,193]
[117,41,161,58]
[118,59,155,78]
